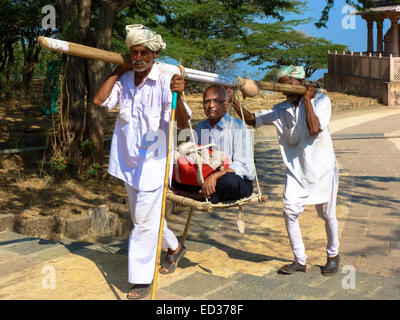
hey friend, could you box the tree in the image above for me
[19,0,57,91]
[0,0,57,96]
[50,0,135,177]
[107,0,305,75]
[155,0,305,75]
[0,1,18,81]
[0,1,19,97]
[239,20,347,80]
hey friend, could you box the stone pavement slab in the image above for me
[205,274,288,300]
[0,255,39,279]
[162,271,234,299]
[334,135,400,278]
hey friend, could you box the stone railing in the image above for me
[328,51,400,82]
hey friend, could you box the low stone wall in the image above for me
[0,205,133,241]
[0,201,177,242]
[324,73,400,107]
[324,73,388,105]
[387,82,400,106]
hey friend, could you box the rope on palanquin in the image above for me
[166,66,268,239]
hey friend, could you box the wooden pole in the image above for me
[38,36,309,96]
[255,80,307,95]
[181,207,195,246]
[151,92,178,300]
[38,36,129,66]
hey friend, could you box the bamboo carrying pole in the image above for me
[151,92,178,300]
[37,36,308,96]
[255,81,307,95]
[38,36,128,66]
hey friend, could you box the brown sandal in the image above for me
[127,283,152,300]
[159,244,186,274]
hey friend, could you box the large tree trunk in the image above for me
[21,35,42,92]
[86,0,118,164]
[20,20,53,93]
[86,0,135,163]
[56,0,90,173]
[55,0,135,175]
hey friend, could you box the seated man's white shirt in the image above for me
[101,63,191,191]
[194,113,255,181]
[254,92,337,205]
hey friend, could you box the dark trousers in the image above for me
[172,172,253,204]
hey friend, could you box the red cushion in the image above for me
[172,148,229,186]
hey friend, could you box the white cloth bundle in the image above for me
[175,142,227,171]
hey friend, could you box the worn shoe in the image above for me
[127,283,152,300]
[279,261,306,274]
[321,255,340,276]
[159,243,186,274]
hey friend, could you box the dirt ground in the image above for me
[0,79,387,228]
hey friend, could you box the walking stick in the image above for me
[151,91,178,300]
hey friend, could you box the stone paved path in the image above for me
[1,108,400,300]
[333,113,400,282]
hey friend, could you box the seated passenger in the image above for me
[172,85,255,204]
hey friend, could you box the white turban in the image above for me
[274,65,306,82]
[125,24,166,52]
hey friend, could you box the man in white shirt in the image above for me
[93,24,190,299]
[232,66,340,276]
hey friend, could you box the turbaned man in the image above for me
[232,66,340,276]
[94,24,190,299]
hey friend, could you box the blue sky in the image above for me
[240,0,392,80]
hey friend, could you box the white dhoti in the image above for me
[125,182,179,284]
[254,91,339,266]
[283,166,339,265]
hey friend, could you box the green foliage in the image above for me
[159,0,299,73]
[8,42,24,83]
[262,67,280,82]
[107,0,306,75]
[79,139,103,177]
[110,0,166,54]
[238,18,347,79]
[0,0,57,92]
[52,158,67,172]
[49,139,102,178]
[80,139,97,158]
[88,163,102,177]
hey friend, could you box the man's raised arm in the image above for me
[93,65,131,107]
[303,84,321,136]
[229,95,255,127]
